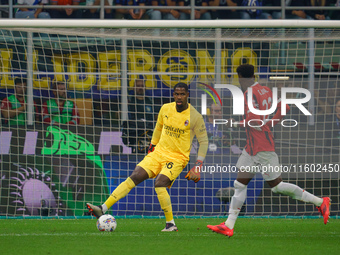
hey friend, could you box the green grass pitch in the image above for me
[1,218,339,255]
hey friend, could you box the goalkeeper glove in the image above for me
[185,160,203,183]
[148,144,155,154]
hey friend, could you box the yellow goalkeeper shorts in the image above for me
[138,150,188,187]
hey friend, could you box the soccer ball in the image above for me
[96,214,117,232]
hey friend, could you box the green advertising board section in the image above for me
[0,125,113,216]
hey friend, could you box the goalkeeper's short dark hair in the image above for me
[237,64,255,78]
[174,82,188,92]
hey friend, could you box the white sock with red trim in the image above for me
[225,180,247,229]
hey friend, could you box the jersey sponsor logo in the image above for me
[164,124,185,134]
[163,124,185,138]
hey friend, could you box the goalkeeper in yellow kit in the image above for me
[87,83,208,231]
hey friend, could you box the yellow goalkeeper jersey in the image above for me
[151,102,208,161]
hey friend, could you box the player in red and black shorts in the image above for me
[207,64,331,237]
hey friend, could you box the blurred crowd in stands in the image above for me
[0,0,339,20]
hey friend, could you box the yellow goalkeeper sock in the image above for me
[104,177,136,209]
[155,187,173,222]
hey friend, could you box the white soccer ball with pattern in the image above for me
[96,214,117,232]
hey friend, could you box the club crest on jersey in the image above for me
[184,120,189,126]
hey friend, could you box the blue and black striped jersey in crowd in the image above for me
[177,0,209,6]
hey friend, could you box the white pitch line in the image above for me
[0,232,217,237]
